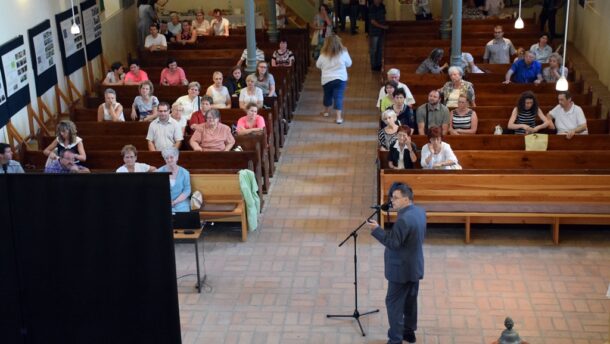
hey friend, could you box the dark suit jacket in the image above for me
[372,204,426,283]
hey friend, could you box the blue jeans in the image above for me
[369,34,384,69]
[322,79,347,110]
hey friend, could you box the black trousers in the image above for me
[385,280,419,343]
[540,9,558,39]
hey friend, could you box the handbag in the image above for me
[524,133,548,151]
[310,30,320,46]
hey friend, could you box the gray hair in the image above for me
[161,147,179,160]
[447,66,464,77]
[188,81,201,91]
[104,88,116,96]
[387,68,400,76]
[382,109,397,121]
[548,52,563,65]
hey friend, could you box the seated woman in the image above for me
[187,95,213,132]
[237,47,265,68]
[205,72,231,109]
[415,48,448,74]
[102,62,125,86]
[271,39,295,67]
[378,110,400,151]
[175,81,201,121]
[176,20,197,45]
[388,125,418,170]
[191,10,210,36]
[239,74,264,109]
[124,60,149,85]
[378,80,397,115]
[156,147,191,213]
[508,91,549,134]
[236,103,266,135]
[513,47,525,63]
[253,61,277,97]
[43,120,87,164]
[440,66,476,108]
[97,88,125,122]
[542,53,568,83]
[116,144,156,173]
[130,80,159,121]
[159,58,188,86]
[167,12,183,37]
[421,126,459,169]
[449,94,478,135]
[189,109,235,151]
[530,33,553,63]
[225,66,246,96]
[387,88,416,133]
[460,52,484,74]
[170,102,187,134]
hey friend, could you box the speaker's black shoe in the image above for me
[403,331,416,343]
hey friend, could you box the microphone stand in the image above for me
[326,209,380,336]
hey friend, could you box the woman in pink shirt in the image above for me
[236,103,266,135]
[160,58,188,86]
[124,60,149,85]
[189,109,235,151]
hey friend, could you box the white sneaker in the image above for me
[336,119,343,124]
[321,112,330,117]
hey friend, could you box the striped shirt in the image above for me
[515,109,536,134]
[451,109,473,130]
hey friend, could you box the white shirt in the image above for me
[240,48,265,67]
[461,52,484,73]
[239,87,264,104]
[192,19,210,36]
[315,50,352,85]
[377,82,416,107]
[549,103,588,134]
[102,103,125,122]
[206,85,230,108]
[210,17,230,36]
[116,162,152,173]
[144,34,167,48]
[175,95,200,120]
[420,142,459,169]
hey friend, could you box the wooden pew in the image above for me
[190,174,250,241]
[379,170,610,244]
[408,92,592,107]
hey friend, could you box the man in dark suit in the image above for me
[367,183,426,344]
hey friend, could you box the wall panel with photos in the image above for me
[28,20,58,97]
[0,36,31,127]
[55,7,86,76]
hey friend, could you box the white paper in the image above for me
[59,15,84,58]
[0,71,6,106]
[1,45,29,97]
[82,5,102,45]
[32,28,55,76]
[606,283,610,298]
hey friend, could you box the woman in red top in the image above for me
[187,95,213,133]
[236,103,266,135]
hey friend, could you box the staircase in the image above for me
[283,0,316,29]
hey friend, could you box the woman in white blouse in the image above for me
[420,126,460,169]
[116,145,156,173]
[239,74,264,109]
[191,10,210,36]
[175,81,201,120]
[206,71,231,109]
[97,88,125,122]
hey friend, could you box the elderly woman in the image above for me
[187,95,213,132]
[530,33,553,63]
[167,12,182,36]
[508,91,549,134]
[378,80,397,115]
[440,66,476,108]
[43,120,87,163]
[159,58,188,86]
[388,125,418,170]
[102,62,125,86]
[176,20,197,45]
[239,74,264,109]
[271,39,295,67]
[130,80,159,121]
[156,147,191,213]
[192,10,210,36]
[415,48,448,74]
[206,72,231,109]
[253,61,277,97]
[378,109,400,151]
[542,53,568,83]
[421,126,459,169]
[236,103,266,136]
[116,145,156,173]
[124,60,149,85]
[97,88,125,122]
[449,94,478,135]
[225,66,246,97]
[175,81,201,121]
[189,109,235,151]
[388,88,416,132]
[170,102,187,134]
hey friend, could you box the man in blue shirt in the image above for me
[504,51,543,84]
[0,143,24,174]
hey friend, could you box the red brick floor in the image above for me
[175,32,610,344]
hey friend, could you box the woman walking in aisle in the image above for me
[315,34,352,124]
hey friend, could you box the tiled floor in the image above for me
[175,32,610,344]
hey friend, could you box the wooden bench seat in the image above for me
[408,92,592,107]
[190,174,250,241]
[407,134,610,150]
[379,170,610,244]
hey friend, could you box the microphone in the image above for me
[371,202,392,211]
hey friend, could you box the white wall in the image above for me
[0,0,87,143]
[573,0,610,92]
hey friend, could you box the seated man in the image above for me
[504,51,542,84]
[144,24,167,52]
[416,90,450,136]
[210,9,230,36]
[376,68,416,110]
[159,21,175,43]
[237,47,265,68]
[0,143,24,173]
[44,150,90,173]
[546,91,588,139]
[189,109,235,152]
[146,102,184,152]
